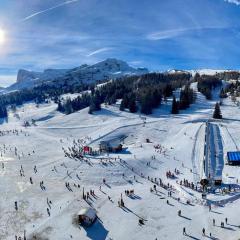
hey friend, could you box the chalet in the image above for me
[78,207,97,226]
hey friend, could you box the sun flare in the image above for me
[0,28,6,45]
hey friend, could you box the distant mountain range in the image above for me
[167,69,235,76]
[2,58,239,94]
[4,58,148,92]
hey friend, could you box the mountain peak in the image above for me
[8,59,148,92]
[17,69,41,83]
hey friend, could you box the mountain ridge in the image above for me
[6,58,148,92]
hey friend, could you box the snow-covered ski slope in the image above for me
[1,88,240,240]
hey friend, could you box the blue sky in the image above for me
[0,0,240,86]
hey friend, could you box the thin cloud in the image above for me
[147,28,188,40]
[129,60,143,65]
[147,26,226,40]
[224,0,240,5]
[0,75,16,87]
[22,0,79,21]
[87,47,113,57]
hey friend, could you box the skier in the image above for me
[202,228,205,236]
[178,210,181,216]
[15,201,18,211]
[47,208,50,216]
[183,227,186,235]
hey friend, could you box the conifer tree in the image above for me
[88,102,94,114]
[57,101,64,112]
[119,99,125,111]
[120,94,130,110]
[213,102,222,119]
[64,99,73,114]
[171,96,179,114]
[140,94,152,115]
[129,97,137,113]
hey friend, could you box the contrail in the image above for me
[147,26,226,40]
[22,0,79,21]
[87,48,113,57]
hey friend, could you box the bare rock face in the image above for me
[17,69,41,83]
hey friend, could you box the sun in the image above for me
[0,28,6,45]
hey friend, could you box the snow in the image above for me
[189,69,227,76]
[167,69,237,77]
[0,86,240,239]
